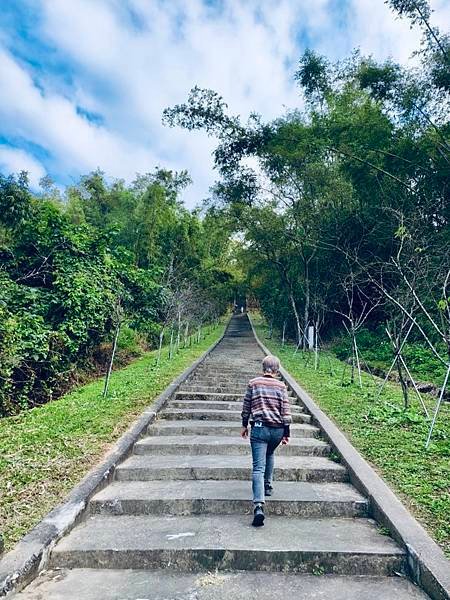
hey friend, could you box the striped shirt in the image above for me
[241,374,292,437]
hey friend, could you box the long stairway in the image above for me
[16,315,429,599]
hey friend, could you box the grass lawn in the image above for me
[0,323,225,553]
[251,314,450,558]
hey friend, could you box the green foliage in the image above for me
[332,327,447,385]
[294,49,331,102]
[0,170,236,416]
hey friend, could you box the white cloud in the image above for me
[1,0,448,206]
[41,1,316,204]
[0,146,46,188]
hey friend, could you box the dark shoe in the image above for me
[252,504,265,527]
[264,484,273,497]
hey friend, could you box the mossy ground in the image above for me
[0,323,224,552]
[252,314,450,558]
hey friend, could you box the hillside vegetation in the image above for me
[0,170,236,416]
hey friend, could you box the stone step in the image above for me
[180,385,296,397]
[90,480,368,518]
[186,382,252,390]
[187,377,290,388]
[180,385,251,394]
[188,375,254,383]
[115,455,348,483]
[159,409,312,424]
[198,366,262,370]
[175,391,248,402]
[14,569,430,600]
[188,375,257,384]
[168,400,304,412]
[49,514,405,576]
[195,366,259,373]
[147,420,321,438]
[133,435,330,456]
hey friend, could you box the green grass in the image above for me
[331,327,448,388]
[252,314,450,558]
[0,323,225,552]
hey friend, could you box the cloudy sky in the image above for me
[0,0,449,207]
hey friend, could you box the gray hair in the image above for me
[262,355,280,374]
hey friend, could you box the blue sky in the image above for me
[0,0,448,206]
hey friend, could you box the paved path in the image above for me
[15,315,429,599]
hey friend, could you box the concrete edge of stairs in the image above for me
[248,314,450,600]
[0,325,229,598]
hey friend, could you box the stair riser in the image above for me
[181,387,255,394]
[193,369,257,376]
[89,498,368,518]
[115,467,348,483]
[147,426,319,438]
[160,412,312,424]
[169,402,302,412]
[50,548,404,576]
[180,389,297,399]
[187,378,254,386]
[175,394,245,402]
[133,444,330,457]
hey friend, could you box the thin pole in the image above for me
[314,323,319,371]
[176,311,181,353]
[425,363,450,448]
[377,322,414,399]
[169,328,174,359]
[103,321,121,397]
[398,354,430,418]
[353,335,363,388]
[156,328,164,367]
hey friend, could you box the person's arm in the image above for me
[281,384,292,444]
[241,383,252,438]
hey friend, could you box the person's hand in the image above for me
[241,427,249,439]
[281,436,289,445]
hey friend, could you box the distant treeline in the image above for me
[0,169,236,416]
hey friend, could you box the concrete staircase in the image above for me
[15,315,429,599]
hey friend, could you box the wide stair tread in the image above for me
[90,480,368,517]
[49,514,405,575]
[160,409,311,423]
[148,420,320,437]
[134,435,330,456]
[115,454,348,482]
[168,400,304,412]
[14,569,430,600]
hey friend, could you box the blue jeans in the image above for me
[250,423,284,504]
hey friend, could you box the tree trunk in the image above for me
[176,310,181,353]
[169,328,174,359]
[103,322,121,397]
[396,355,409,408]
[303,262,310,350]
[289,292,303,348]
[156,328,164,366]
